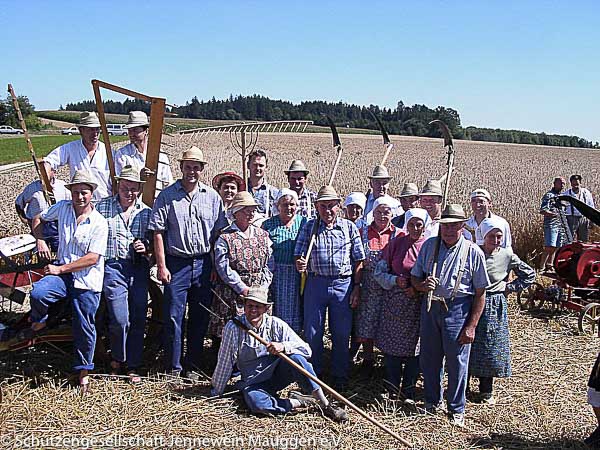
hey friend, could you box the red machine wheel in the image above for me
[578,303,600,335]
[516,282,546,310]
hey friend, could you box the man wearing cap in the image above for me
[28,170,109,390]
[43,112,112,201]
[392,182,420,229]
[149,146,227,377]
[540,177,567,271]
[96,165,152,382]
[364,165,401,222]
[246,149,279,221]
[211,287,347,422]
[464,189,512,248]
[419,179,444,239]
[564,174,595,242]
[284,160,317,219]
[411,204,490,426]
[114,111,174,199]
[295,185,366,390]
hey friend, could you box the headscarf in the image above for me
[343,192,367,210]
[479,216,506,240]
[276,188,299,204]
[372,194,397,212]
[403,208,430,234]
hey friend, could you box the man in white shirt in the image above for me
[43,112,112,201]
[565,174,595,242]
[419,179,443,239]
[464,188,512,249]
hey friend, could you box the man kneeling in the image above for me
[211,287,347,422]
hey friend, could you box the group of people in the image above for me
[14,110,547,427]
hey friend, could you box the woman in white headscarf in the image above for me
[343,192,367,230]
[373,208,430,403]
[468,217,535,404]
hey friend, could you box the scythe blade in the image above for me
[429,119,453,148]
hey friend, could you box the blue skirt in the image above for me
[270,263,303,334]
[469,292,512,378]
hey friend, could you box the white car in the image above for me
[61,126,80,135]
[0,125,24,134]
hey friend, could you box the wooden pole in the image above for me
[92,82,117,194]
[241,131,247,184]
[142,97,165,207]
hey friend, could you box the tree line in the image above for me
[63,95,598,148]
[0,96,43,130]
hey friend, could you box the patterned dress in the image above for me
[209,225,272,338]
[262,214,307,333]
[353,223,399,341]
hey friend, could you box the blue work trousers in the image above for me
[163,254,212,373]
[303,275,352,379]
[30,273,100,371]
[243,354,320,414]
[384,354,420,400]
[420,296,473,414]
[103,259,149,369]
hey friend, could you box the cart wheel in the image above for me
[578,303,600,335]
[517,282,546,310]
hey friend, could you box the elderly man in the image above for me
[540,177,567,271]
[149,146,227,377]
[364,165,401,221]
[392,182,420,228]
[419,179,443,239]
[96,165,152,383]
[284,160,317,218]
[43,112,111,201]
[464,189,512,248]
[411,204,490,427]
[114,111,174,198]
[564,174,595,242]
[246,149,279,221]
[211,287,347,422]
[28,170,108,391]
[295,185,365,390]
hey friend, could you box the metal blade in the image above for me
[325,115,341,148]
[368,110,391,145]
[429,119,453,148]
[557,195,600,227]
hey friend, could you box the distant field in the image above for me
[0,135,128,164]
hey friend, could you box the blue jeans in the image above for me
[420,296,473,414]
[103,259,149,368]
[303,275,352,379]
[384,354,420,399]
[243,353,320,414]
[163,254,212,373]
[30,273,100,371]
[543,223,564,247]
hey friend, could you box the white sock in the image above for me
[290,399,302,409]
[313,388,329,407]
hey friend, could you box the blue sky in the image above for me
[1,0,599,142]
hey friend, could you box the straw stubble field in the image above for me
[0,133,599,449]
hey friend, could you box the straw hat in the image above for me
[123,111,149,129]
[243,286,272,305]
[438,204,467,223]
[470,188,492,201]
[284,160,309,175]
[178,146,207,163]
[115,165,145,184]
[368,165,391,180]
[316,185,341,202]
[420,179,443,197]
[64,170,97,191]
[229,191,259,212]
[399,182,419,198]
[212,171,245,191]
[78,112,101,128]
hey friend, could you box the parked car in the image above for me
[106,124,128,136]
[0,125,24,135]
[61,126,80,135]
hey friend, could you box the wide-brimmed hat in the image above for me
[343,192,367,209]
[123,111,149,129]
[229,191,259,214]
[243,286,272,305]
[212,171,245,191]
[178,146,207,163]
[399,182,419,198]
[316,185,341,202]
[420,179,443,197]
[115,165,145,184]
[284,160,309,175]
[78,112,101,128]
[438,204,467,223]
[470,188,491,201]
[368,165,391,180]
[65,170,97,191]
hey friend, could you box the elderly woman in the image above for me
[262,189,307,333]
[373,208,430,402]
[351,195,401,373]
[209,191,274,339]
[212,171,246,211]
[469,217,535,404]
[343,192,367,230]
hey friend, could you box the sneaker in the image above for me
[323,404,348,423]
[425,402,447,415]
[289,391,318,408]
[584,426,600,446]
[403,398,419,415]
[449,412,465,427]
